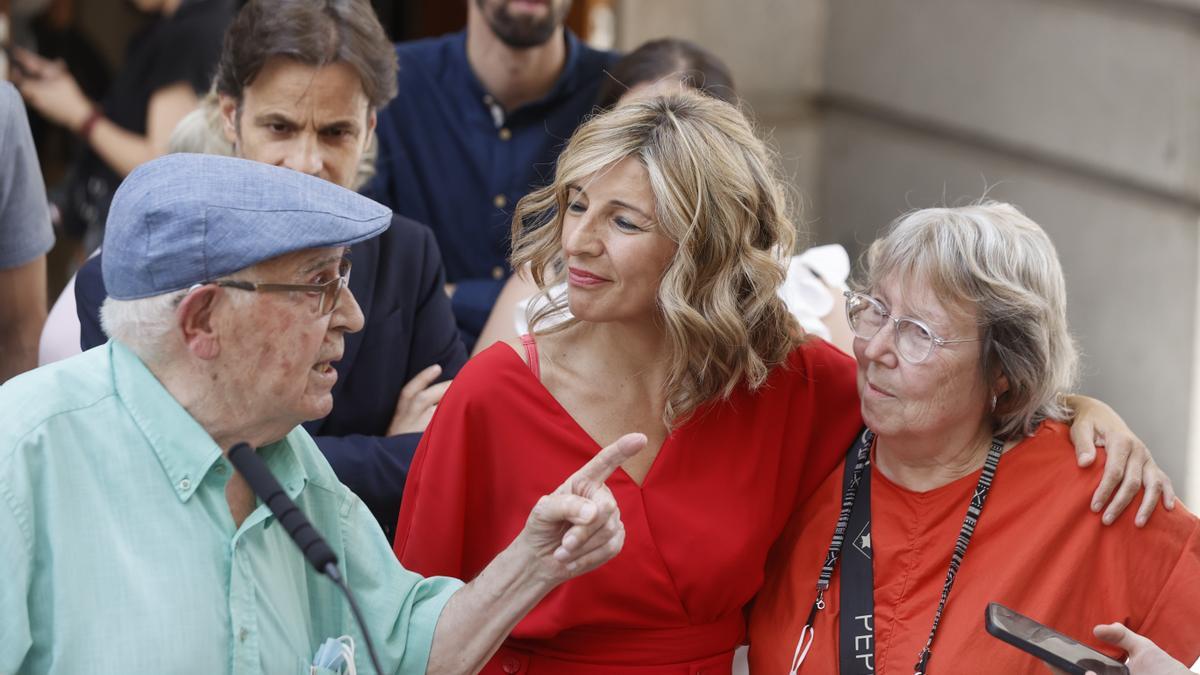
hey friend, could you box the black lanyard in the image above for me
[790,427,1004,675]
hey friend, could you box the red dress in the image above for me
[394,338,862,673]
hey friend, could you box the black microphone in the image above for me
[227,442,337,574]
[227,442,383,674]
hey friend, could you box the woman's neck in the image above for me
[565,318,672,385]
[873,424,998,492]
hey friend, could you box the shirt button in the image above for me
[498,127,512,141]
[493,194,507,209]
[501,656,520,673]
[492,266,505,280]
[178,477,191,491]
[238,627,248,643]
[214,463,226,474]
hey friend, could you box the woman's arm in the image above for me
[14,49,197,177]
[84,83,199,176]
[1065,394,1176,528]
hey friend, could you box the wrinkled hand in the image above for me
[387,364,452,435]
[1068,395,1176,527]
[517,433,646,584]
[12,48,92,131]
[1084,623,1192,675]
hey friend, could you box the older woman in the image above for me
[395,94,1170,674]
[748,203,1200,674]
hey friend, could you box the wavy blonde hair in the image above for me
[511,91,800,426]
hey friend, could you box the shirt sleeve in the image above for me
[142,20,225,97]
[0,83,54,270]
[792,338,863,506]
[74,254,109,350]
[319,432,421,543]
[341,494,462,675]
[1133,510,1200,666]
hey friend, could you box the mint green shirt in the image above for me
[0,341,462,674]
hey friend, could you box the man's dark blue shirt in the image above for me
[76,214,468,541]
[363,30,618,348]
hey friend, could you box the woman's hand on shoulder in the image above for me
[1066,394,1176,528]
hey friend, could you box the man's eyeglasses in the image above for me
[196,257,352,315]
[844,290,979,364]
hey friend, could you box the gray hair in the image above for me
[99,292,188,364]
[168,91,235,156]
[860,201,1079,440]
[99,278,255,364]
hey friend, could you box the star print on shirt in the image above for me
[853,521,872,560]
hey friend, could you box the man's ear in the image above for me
[218,94,240,146]
[177,286,221,360]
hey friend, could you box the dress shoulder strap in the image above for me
[519,333,541,380]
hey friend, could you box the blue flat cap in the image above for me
[102,154,392,300]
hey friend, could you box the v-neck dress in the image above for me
[393,338,862,673]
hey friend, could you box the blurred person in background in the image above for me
[473,38,855,355]
[0,82,55,382]
[11,0,233,252]
[394,93,1169,674]
[364,0,618,350]
[72,0,467,541]
[748,204,1199,673]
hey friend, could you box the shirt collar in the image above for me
[110,341,313,506]
[111,340,223,502]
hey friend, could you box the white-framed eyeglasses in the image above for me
[844,290,980,364]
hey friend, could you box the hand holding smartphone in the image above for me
[985,603,1129,675]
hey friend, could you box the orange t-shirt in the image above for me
[749,421,1200,674]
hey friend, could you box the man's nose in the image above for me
[331,284,365,334]
[281,133,322,177]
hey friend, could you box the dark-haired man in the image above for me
[75,0,465,540]
[365,0,618,348]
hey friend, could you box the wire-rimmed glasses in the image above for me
[843,290,979,364]
[196,257,352,315]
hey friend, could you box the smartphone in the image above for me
[985,603,1129,675]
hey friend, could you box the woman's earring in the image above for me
[990,393,998,413]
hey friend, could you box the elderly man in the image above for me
[365,0,618,347]
[74,0,467,540]
[0,154,642,674]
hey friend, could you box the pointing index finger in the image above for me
[575,433,647,484]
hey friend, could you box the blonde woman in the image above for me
[394,93,1172,674]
